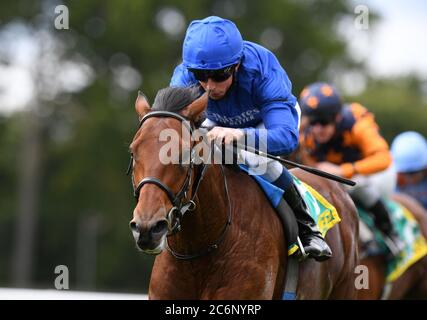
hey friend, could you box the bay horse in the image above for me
[357,192,427,300]
[128,86,359,299]
[292,136,427,299]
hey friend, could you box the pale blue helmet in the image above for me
[391,131,427,173]
[182,16,243,70]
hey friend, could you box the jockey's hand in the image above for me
[206,126,245,146]
[316,162,343,177]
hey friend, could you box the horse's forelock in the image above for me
[152,86,201,112]
[131,86,202,150]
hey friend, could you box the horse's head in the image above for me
[128,87,208,253]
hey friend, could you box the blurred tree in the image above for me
[346,75,427,143]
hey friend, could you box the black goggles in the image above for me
[189,64,236,83]
[309,117,335,126]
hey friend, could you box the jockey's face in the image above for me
[397,171,426,186]
[310,114,340,144]
[199,77,233,100]
[198,64,239,100]
[312,122,336,144]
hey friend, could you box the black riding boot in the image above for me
[284,184,332,261]
[369,199,405,255]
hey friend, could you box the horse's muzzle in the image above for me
[129,219,169,253]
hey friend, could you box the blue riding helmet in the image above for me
[299,82,343,120]
[391,131,427,173]
[182,16,243,70]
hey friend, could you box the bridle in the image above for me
[127,110,232,260]
[127,111,197,234]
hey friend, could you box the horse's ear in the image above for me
[135,91,151,120]
[181,92,208,121]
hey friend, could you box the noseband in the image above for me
[127,111,232,260]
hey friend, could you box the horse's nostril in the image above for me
[151,220,168,235]
[130,221,140,233]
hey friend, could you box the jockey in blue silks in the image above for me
[170,16,331,261]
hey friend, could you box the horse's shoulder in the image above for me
[223,166,278,206]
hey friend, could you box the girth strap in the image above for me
[276,197,300,300]
[276,198,299,247]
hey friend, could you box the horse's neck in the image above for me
[168,165,230,255]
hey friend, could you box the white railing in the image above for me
[0,288,148,300]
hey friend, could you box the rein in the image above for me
[166,164,232,260]
[128,111,232,260]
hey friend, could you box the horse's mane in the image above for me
[152,86,201,112]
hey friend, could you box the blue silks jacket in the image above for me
[170,41,299,156]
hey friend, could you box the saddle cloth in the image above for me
[358,200,427,282]
[239,165,341,255]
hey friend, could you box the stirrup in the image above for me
[295,236,309,261]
